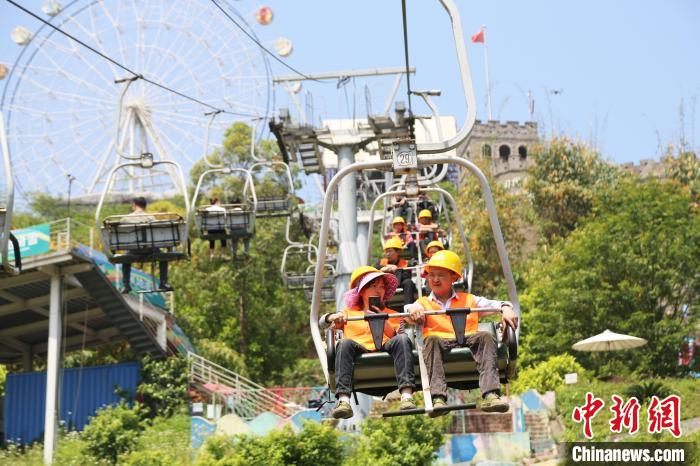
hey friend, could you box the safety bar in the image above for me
[246,161,295,199]
[202,110,224,168]
[191,167,258,213]
[344,307,501,321]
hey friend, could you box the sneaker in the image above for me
[429,397,449,418]
[121,285,132,294]
[332,400,353,419]
[399,398,417,411]
[159,283,174,292]
[479,392,510,413]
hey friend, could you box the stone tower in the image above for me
[459,120,538,192]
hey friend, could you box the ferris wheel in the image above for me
[1,0,272,202]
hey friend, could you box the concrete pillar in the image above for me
[44,272,63,465]
[334,144,362,309]
[22,350,32,372]
[356,221,369,266]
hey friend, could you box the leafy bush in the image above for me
[511,354,585,394]
[195,421,345,466]
[123,414,191,466]
[137,355,188,419]
[81,403,144,464]
[346,415,448,466]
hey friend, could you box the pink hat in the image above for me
[343,271,399,308]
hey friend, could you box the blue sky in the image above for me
[1,0,698,169]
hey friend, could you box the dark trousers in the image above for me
[423,332,500,399]
[335,333,415,396]
[122,261,168,288]
[400,278,417,308]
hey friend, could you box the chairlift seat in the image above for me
[284,272,333,291]
[195,204,255,240]
[305,287,335,302]
[326,322,517,397]
[255,195,292,218]
[101,213,187,264]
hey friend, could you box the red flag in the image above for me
[471,28,484,43]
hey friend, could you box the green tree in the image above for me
[527,137,620,241]
[663,148,699,202]
[346,415,448,466]
[454,158,533,296]
[521,177,699,377]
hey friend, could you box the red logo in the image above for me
[648,395,682,438]
[572,392,605,439]
[609,395,641,434]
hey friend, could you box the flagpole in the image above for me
[482,25,493,120]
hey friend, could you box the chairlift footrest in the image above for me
[382,402,476,417]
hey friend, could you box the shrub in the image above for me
[137,355,188,419]
[346,415,448,466]
[81,403,144,464]
[195,422,345,466]
[511,354,585,394]
[624,379,672,404]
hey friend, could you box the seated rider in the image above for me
[424,240,445,260]
[416,193,436,220]
[387,216,417,257]
[391,195,414,224]
[406,250,518,416]
[375,237,417,309]
[417,209,441,254]
[205,197,227,260]
[120,197,172,293]
[320,266,416,419]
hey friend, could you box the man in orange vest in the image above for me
[320,266,416,419]
[375,237,417,308]
[406,250,518,415]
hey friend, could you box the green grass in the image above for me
[555,377,700,442]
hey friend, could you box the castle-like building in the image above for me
[458,120,538,192]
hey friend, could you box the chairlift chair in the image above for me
[308,0,520,417]
[95,155,191,267]
[192,167,258,246]
[248,161,295,218]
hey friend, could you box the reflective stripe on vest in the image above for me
[342,306,399,351]
[417,292,479,339]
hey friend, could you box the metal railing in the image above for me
[48,217,95,254]
[188,352,297,419]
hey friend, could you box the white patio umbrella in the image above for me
[572,329,648,352]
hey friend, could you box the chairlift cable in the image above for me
[5,0,260,118]
[210,0,324,84]
[400,0,415,138]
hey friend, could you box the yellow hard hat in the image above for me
[391,216,405,225]
[418,209,432,219]
[383,236,405,251]
[425,240,445,256]
[425,250,462,276]
[350,265,380,288]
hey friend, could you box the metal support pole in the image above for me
[43,271,63,465]
[334,145,362,309]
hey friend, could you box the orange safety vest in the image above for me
[416,292,479,339]
[380,258,408,269]
[341,306,400,351]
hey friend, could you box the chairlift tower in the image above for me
[270,67,415,308]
